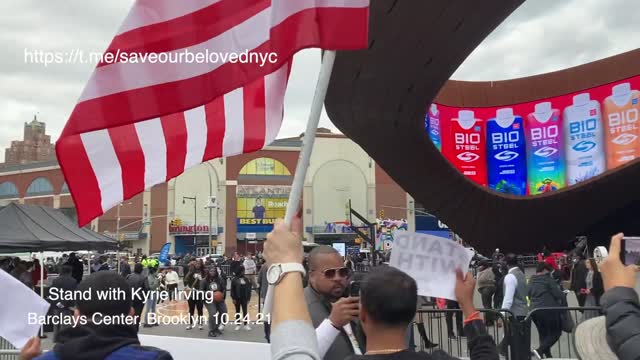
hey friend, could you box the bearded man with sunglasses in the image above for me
[304,246,366,359]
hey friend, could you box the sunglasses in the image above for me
[318,267,350,279]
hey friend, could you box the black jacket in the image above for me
[258,265,268,299]
[550,269,563,285]
[602,287,640,360]
[50,274,78,309]
[200,276,226,302]
[528,273,565,310]
[66,258,84,284]
[37,324,171,360]
[346,320,498,360]
[120,262,131,278]
[126,273,148,304]
[570,261,588,292]
[230,260,242,276]
[588,271,605,305]
[304,286,366,360]
[184,272,204,293]
[217,267,228,288]
[230,276,252,303]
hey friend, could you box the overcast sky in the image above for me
[1,0,639,162]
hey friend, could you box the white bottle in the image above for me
[495,108,516,128]
[534,102,554,122]
[457,110,476,129]
[563,93,605,185]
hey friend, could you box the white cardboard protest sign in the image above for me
[0,269,51,348]
[390,232,474,300]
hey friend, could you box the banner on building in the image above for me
[237,185,290,233]
[426,76,640,196]
[236,185,291,198]
[375,218,408,250]
[168,218,214,235]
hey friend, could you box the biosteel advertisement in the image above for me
[425,76,640,196]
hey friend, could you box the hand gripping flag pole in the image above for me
[263,50,337,315]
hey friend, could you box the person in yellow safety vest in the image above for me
[141,257,159,269]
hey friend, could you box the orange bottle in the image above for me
[603,83,640,170]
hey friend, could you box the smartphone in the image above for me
[348,280,361,297]
[621,237,640,266]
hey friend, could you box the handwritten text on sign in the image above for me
[390,232,474,300]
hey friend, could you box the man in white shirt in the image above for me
[498,254,529,358]
[164,268,180,302]
[243,254,257,290]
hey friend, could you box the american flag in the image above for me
[56,0,369,226]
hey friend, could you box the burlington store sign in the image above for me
[168,218,214,235]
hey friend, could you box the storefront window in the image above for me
[239,157,291,176]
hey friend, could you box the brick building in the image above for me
[3,116,56,166]
[0,128,450,256]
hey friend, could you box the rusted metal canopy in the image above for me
[325,0,640,253]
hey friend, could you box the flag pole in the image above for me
[263,50,337,315]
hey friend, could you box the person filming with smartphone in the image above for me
[304,246,365,359]
[573,233,640,360]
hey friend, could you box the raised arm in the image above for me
[265,218,320,360]
[600,233,640,360]
[455,269,499,360]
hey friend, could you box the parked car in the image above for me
[198,254,223,264]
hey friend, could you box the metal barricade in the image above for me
[520,255,539,268]
[415,308,513,359]
[525,306,602,359]
[0,338,19,360]
[220,264,231,277]
[353,264,370,273]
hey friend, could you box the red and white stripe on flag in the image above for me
[56,0,369,226]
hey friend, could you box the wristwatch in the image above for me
[267,263,306,285]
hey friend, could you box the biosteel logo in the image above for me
[457,152,480,162]
[494,150,519,162]
[534,146,558,158]
[572,141,596,153]
[612,133,638,146]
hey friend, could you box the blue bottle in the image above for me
[426,104,442,151]
[486,108,528,195]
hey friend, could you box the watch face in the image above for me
[267,265,281,284]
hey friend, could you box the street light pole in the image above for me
[203,162,215,254]
[183,196,197,255]
[215,205,219,254]
[205,195,218,255]
[116,203,121,273]
[208,204,212,254]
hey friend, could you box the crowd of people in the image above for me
[9,222,640,360]
[263,226,640,360]
[1,253,85,290]
[470,248,611,358]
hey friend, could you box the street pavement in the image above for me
[39,288,268,351]
[141,295,268,342]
